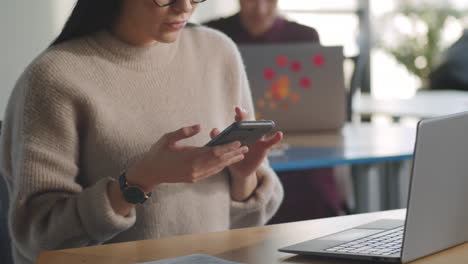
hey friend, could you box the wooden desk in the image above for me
[36,209,468,264]
[353,90,468,120]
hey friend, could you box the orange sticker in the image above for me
[269,101,277,109]
[257,99,266,108]
[277,76,290,99]
[291,92,300,101]
[255,112,262,120]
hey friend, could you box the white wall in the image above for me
[0,0,237,119]
[1,0,76,119]
[191,1,238,23]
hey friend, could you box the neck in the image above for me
[111,18,158,47]
[89,30,179,71]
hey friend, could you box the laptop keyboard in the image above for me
[324,226,404,256]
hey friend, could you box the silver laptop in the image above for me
[279,111,468,263]
[238,43,346,132]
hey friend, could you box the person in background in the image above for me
[205,0,319,44]
[0,1,285,263]
[205,0,348,223]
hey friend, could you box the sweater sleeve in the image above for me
[223,38,284,228]
[0,64,135,262]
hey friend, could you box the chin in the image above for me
[156,31,181,43]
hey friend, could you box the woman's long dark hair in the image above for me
[50,0,123,46]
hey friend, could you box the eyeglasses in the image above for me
[152,0,207,7]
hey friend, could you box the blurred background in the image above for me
[2,0,468,119]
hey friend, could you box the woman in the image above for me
[0,1,284,263]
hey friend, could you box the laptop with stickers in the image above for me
[238,43,346,132]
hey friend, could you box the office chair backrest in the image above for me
[0,120,13,264]
[347,53,368,121]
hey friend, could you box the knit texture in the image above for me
[0,26,283,264]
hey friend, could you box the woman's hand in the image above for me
[210,107,283,179]
[126,124,249,192]
[209,107,283,201]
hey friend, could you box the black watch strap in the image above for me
[119,172,152,204]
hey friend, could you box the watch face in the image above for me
[123,187,146,204]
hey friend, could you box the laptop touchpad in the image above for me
[318,229,384,241]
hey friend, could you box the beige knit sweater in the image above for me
[0,26,284,264]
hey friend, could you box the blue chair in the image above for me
[0,121,13,264]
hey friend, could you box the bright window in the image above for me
[279,0,468,100]
[278,0,359,57]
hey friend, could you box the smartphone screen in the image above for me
[206,120,275,147]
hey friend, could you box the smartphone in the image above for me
[206,120,275,147]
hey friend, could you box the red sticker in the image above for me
[312,54,325,66]
[291,61,302,72]
[276,55,288,67]
[300,77,312,89]
[263,68,276,80]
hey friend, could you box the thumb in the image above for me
[210,128,220,139]
[259,131,283,149]
[235,106,248,122]
[164,125,201,145]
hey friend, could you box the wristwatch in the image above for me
[119,172,152,204]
